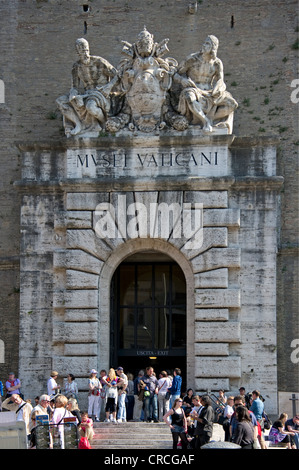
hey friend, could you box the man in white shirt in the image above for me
[47,371,60,398]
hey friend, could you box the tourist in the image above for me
[182,388,194,414]
[188,395,203,445]
[116,366,128,423]
[67,397,81,424]
[250,389,265,429]
[133,370,144,421]
[222,396,234,441]
[103,368,119,423]
[99,369,107,421]
[285,414,299,448]
[239,386,251,409]
[28,411,38,448]
[163,397,188,450]
[126,372,135,421]
[47,371,60,398]
[268,413,295,448]
[216,388,227,406]
[64,373,78,400]
[167,368,182,409]
[230,395,258,444]
[232,406,255,448]
[30,393,50,431]
[157,370,172,421]
[88,369,101,421]
[249,390,267,447]
[78,411,94,444]
[2,393,33,444]
[48,398,55,420]
[5,372,22,399]
[141,366,159,423]
[192,395,214,449]
[0,379,3,411]
[51,394,76,449]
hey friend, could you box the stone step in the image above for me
[90,421,226,450]
[91,421,173,449]
[93,422,169,431]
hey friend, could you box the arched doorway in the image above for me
[110,252,187,384]
[98,238,195,391]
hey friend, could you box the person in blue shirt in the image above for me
[0,380,3,411]
[167,368,182,409]
[250,390,265,427]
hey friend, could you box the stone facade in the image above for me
[16,133,282,413]
[0,1,298,410]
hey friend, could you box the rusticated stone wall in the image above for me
[16,135,282,413]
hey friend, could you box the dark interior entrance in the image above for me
[110,253,187,391]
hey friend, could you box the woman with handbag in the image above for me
[87,369,101,421]
[51,394,77,449]
[163,398,189,450]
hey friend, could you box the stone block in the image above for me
[195,356,241,378]
[192,248,241,273]
[66,229,111,261]
[195,308,229,321]
[54,357,98,377]
[53,249,103,274]
[53,321,97,343]
[66,211,92,229]
[64,343,97,356]
[195,288,240,308]
[65,309,98,322]
[194,268,228,288]
[195,378,230,392]
[184,191,228,208]
[66,270,99,289]
[203,209,240,227]
[195,321,241,343]
[66,192,109,210]
[180,227,228,259]
[53,289,98,309]
[195,343,229,356]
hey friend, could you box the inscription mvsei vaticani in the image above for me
[75,150,220,168]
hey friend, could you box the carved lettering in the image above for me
[76,151,220,168]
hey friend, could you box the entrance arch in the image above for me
[98,238,195,389]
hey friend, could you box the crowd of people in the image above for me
[0,368,298,450]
